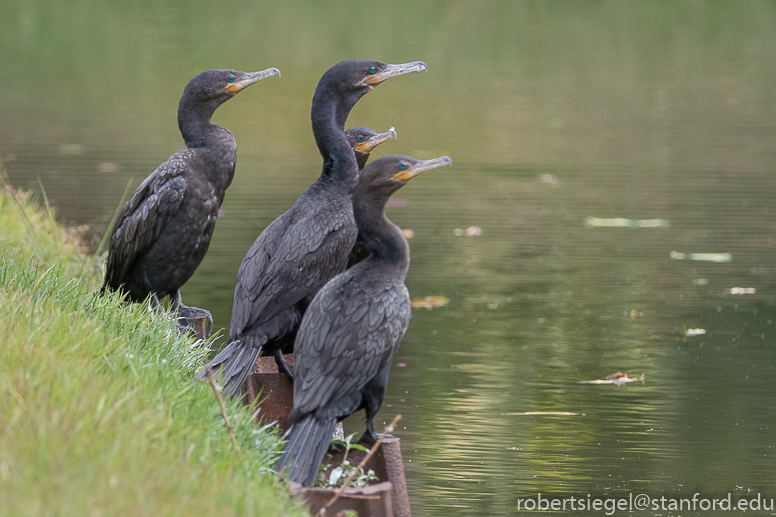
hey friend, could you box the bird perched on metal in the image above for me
[277,154,452,487]
[199,60,424,397]
[101,67,280,334]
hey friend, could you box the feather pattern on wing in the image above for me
[103,150,191,290]
[230,196,357,338]
[291,267,411,416]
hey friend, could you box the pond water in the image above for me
[3,2,776,515]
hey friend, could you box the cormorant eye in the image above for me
[369,67,376,74]
[357,136,365,142]
[227,77,235,83]
[399,163,407,170]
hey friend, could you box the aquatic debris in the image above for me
[501,411,580,416]
[692,278,709,285]
[584,217,670,228]
[629,309,644,319]
[97,162,119,173]
[217,209,226,217]
[388,199,406,207]
[396,363,406,367]
[410,295,449,310]
[578,372,645,386]
[540,174,558,184]
[58,143,85,155]
[401,228,414,239]
[452,226,482,237]
[670,251,732,262]
[730,287,756,295]
[684,328,706,337]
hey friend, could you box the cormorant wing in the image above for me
[231,209,356,337]
[103,150,190,289]
[292,274,411,415]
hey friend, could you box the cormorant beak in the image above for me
[394,156,452,182]
[354,127,398,153]
[360,61,427,86]
[224,67,281,93]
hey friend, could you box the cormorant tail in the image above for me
[277,414,337,487]
[196,339,262,398]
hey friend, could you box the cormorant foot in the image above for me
[175,305,214,338]
[357,430,395,445]
[274,349,294,377]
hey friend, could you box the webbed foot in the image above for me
[356,420,394,445]
[172,291,213,338]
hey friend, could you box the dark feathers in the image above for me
[102,151,190,295]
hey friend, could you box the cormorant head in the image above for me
[356,154,452,199]
[345,126,398,169]
[317,59,426,101]
[182,68,281,104]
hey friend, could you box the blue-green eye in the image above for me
[227,77,235,83]
[399,163,407,170]
[357,136,365,142]
[369,67,376,74]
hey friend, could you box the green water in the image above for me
[3,2,776,515]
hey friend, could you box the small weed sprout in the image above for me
[313,433,378,489]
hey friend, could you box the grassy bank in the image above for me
[0,184,307,516]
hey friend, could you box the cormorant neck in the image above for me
[311,89,361,193]
[354,150,370,171]
[178,94,225,148]
[352,189,409,279]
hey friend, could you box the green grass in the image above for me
[0,184,308,516]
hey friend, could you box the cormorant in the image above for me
[276,154,452,487]
[345,126,397,170]
[344,126,398,268]
[199,60,425,396]
[101,68,280,333]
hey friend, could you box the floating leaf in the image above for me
[501,411,579,416]
[453,226,482,236]
[584,217,670,228]
[578,373,645,386]
[97,162,119,173]
[670,251,731,262]
[410,295,449,310]
[58,143,85,155]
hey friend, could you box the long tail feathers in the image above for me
[196,339,262,398]
[276,414,337,487]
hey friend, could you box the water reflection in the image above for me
[4,2,776,516]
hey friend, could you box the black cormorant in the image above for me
[344,126,398,268]
[345,126,397,170]
[276,154,452,487]
[101,68,280,333]
[199,60,425,396]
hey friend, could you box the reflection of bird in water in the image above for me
[277,154,452,487]
[199,60,425,397]
[345,126,398,268]
[101,68,279,333]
